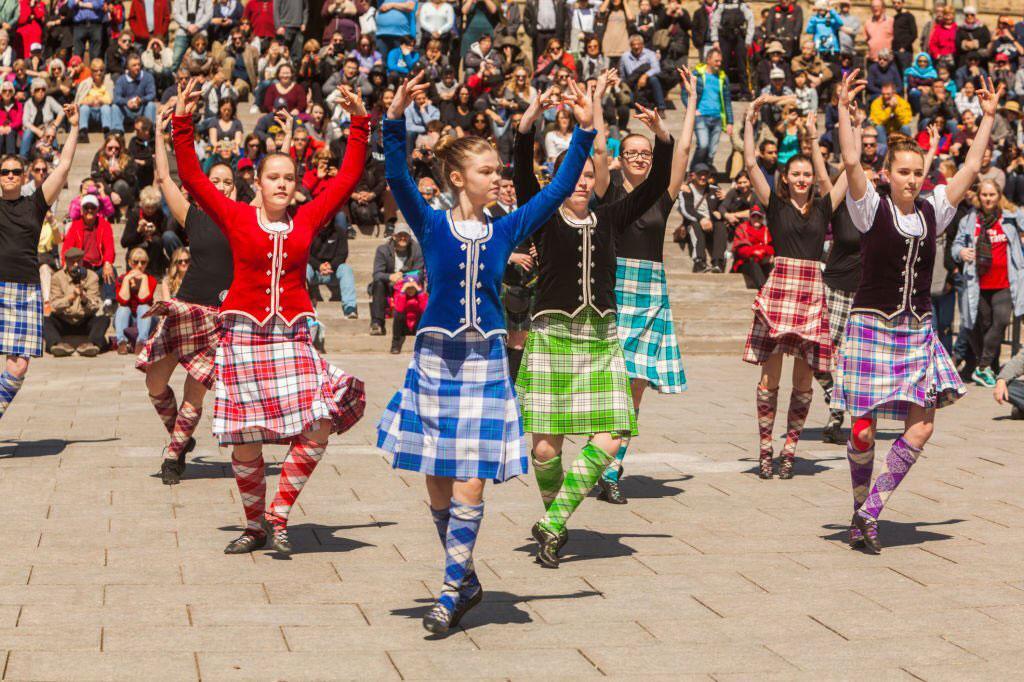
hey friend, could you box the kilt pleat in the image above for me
[825,285,855,350]
[377,330,527,482]
[615,257,687,394]
[832,311,965,422]
[743,257,833,373]
[213,314,365,445]
[517,309,637,436]
[0,281,43,358]
[135,300,220,388]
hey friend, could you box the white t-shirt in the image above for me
[845,183,957,238]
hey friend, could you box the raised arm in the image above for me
[41,104,80,206]
[837,68,868,201]
[668,66,697,199]
[512,127,541,203]
[171,78,238,231]
[592,70,614,199]
[606,129,673,228]
[946,78,1003,207]
[383,73,435,241]
[922,122,940,175]
[806,109,847,209]
[743,96,772,206]
[298,85,368,230]
[154,103,189,226]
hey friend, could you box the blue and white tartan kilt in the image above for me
[0,281,44,358]
[377,330,528,483]
[614,257,687,394]
[832,311,965,422]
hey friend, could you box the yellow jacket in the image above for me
[869,95,913,133]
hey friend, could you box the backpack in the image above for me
[719,2,747,39]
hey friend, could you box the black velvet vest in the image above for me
[851,194,936,320]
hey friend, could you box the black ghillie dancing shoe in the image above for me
[852,512,881,554]
[422,600,454,634]
[758,452,773,479]
[596,466,628,504]
[223,530,268,554]
[778,455,795,480]
[531,522,561,569]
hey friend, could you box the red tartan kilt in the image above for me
[743,257,833,373]
[212,315,366,445]
[135,300,220,389]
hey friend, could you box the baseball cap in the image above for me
[64,247,85,260]
[81,194,99,208]
[963,5,976,14]
[750,204,765,216]
[237,157,254,170]
[393,224,414,237]
[766,41,785,54]
[769,67,786,80]
[30,78,46,91]
[691,162,713,175]
[29,42,42,52]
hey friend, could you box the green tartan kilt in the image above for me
[516,308,637,437]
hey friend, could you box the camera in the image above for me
[68,265,86,284]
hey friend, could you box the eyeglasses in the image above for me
[0,168,23,176]
[621,151,653,161]
[131,260,148,265]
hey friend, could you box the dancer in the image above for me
[137,103,236,484]
[377,72,596,634]
[597,67,697,504]
[742,95,848,480]
[0,104,80,425]
[516,84,674,568]
[833,71,999,553]
[172,78,367,555]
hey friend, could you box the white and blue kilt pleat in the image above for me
[0,281,43,358]
[377,330,528,482]
[614,257,687,394]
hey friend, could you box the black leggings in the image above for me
[972,287,1013,369]
[740,259,773,290]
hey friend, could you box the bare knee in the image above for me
[905,421,933,449]
[232,444,262,462]
[452,477,485,505]
[5,356,29,378]
[591,432,622,456]
[532,435,562,461]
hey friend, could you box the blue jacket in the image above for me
[952,208,1024,329]
[67,0,103,23]
[386,48,420,75]
[114,71,156,107]
[682,63,733,125]
[805,10,843,55]
[383,117,595,338]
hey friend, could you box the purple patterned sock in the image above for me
[858,437,920,521]
[847,441,875,511]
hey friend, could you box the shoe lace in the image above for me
[427,601,452,623]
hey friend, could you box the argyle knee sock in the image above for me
[431,504,481,597]
[541,442,615,533]
[858,436,920,521]
[847,441,875,511]
[0,370,25,420]
[532,453,564,511]
[266,435,326,531]
[780,389,814,459]
[232,454,267,535]
[602,436,630,483]
[814,371,833,405]
[164,403,201,461]
[148,386,178,434]
[437,499,484,613]
[756,386,779,459]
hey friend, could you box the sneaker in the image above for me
[345,310,359,320]
[531,521,561,569]
[77,129,89,143]
[390,336,405,354]
[692,259,708,273]
[710,264,723,274]
[972,367,996,387]
[369,322,385,336]
[117,341,130,355]
[50,342,75,357]
[76,343,101,357]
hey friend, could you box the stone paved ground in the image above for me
[0,349,1022,681]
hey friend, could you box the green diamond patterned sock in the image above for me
[541,442,615,533]
[532,453,564,511]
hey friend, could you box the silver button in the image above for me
[481,245,486,251]
[578,295,584,301]
[577,279,582,284]
[578,245,583,251]
[475,297,481,304]
[460,244,467,251]
[476,282,482,289]
[279,287,284,293]
[283,253,288,258]
[459,317,466,323]
[267,252,273,258]
[266,270,271,276]
[591,245,596,251]
[479,264,485,270]
[265,306,270,311]
[460,298,466,304]
[577,262,582,267]
[459,263,465,269]
[475,317,481,322]
[459,280,465,286]
[265,288,271,294]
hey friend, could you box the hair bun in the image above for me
[433,134,457,157]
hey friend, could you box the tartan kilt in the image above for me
[0,281,43,358]
[517,308,637,437]
[213,314,366,445]
[377,330,527,483]
[743,257,833,373]
[135,300,220,389]
[832,311,965,422]
[615,257,687,394]
[824,285,855,351]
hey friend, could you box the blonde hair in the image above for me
[128,247,149,265]
[165,247,189,297]
[139,185,162,210]
[433,134,495,192]
[974,178,1018,212]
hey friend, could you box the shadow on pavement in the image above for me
[391,589,603,633]
[146,455,281,481]
[613,474,693,499]
[821,518,966,548]
[0,437,119,458]
[802,426,906,443]
[217,521,395,558]
[740,455,846,477]
[514,528,672,563]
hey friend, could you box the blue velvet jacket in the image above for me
[383,117,596,338]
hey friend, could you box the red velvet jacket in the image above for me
[173,113,370,325]
[127,0,170,41]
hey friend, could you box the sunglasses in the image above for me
[0,168,23,176]
[176,259,190,265]
[107,146,121,151]
[131,259,148,265]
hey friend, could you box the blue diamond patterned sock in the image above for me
[0,370,25,420]
[430,504,480,598]
[602,437,630,482]
[438,498,484,613]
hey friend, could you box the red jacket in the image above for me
[731,221,774,271]
[127,0,170,41]
[62,217,116,268]
[243,0,275,39]
[173,113,369,325]
[115,272,157,312]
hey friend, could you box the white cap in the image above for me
[814,0,828,10]
[963,4,976,13]
[81,194,99,208]
[769,67,786,80]
[29,42,41,52]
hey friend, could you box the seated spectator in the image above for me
[679,162,728,273]
[792,70,817,116]
[805,0,842,60]
[0,81,22,153]
[347,156,385,235]
[369,225,423,336]
[306,211,357,319]
[61,194,117,306]
[994,349,1024,419]
[927,4,957,64]
[36,209,61,315]
[919,79,957,130]
[91,133,138,213]
[142,40,176,93]
[209,0,243,47]
[104,32,135,77]
[731,203,774,289]
[159,247,190,301]
[791,39,833,92]
[389,270,426,354]
[44,247,110,357]
[869,82,912,147]
[534,38,575,90]
[385,36,420,85]
[45,59,75,105]
[129,116,156,188]
[121,185,179,276]
[463,33,499,78]
[114,247,157,354]
[68,178,115,221]
[861,127,884,171]
[404,88,439,153]
[955,79,983,120]
[181,32,215,75]
[113,53,157,133]
[20,78,63,157]
[171,0,214,69]
[543,109,574,168]
[220,29,256,101]
[756,40,792,91]
[775,103,804,165]
[618,34,666,114]
[74,58,114,141]
[955,5,989,68]
[206,96,243,151]
[866,49,903,98]
[419,38,452,83]
[757,67,794,132]
[904,52,937,112]
[260,61,306,114]
[350,34,382,76]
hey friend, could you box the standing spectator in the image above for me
[61,193,116,305]
[67,0,104,60]
[241,0,275,45]
[0,80,21,153]
[114,247,156,354]
[805,0,841,61]
[599,0,632,65]
[16,0,45,59]
[955,5,989,68]
[567,0,601,55]
[835,0,860,57]
[418,0,454,52]
[891,0,916,72]
[369,225,423,336]
[460,0,500,67]
[274,0,307,60]
[763,0,803,59]
[44,247,109,357]
[306,214,358,319]
[112,54,156,133]
[619,34,666,113]
[863,0,893,64]
[690,0,716,60]
[684,47,732,170]
[525,0,568,67]
[927,4,956,64]
[710,0,753,100]
[375,0,417,60]
[171,0,213,70]
[20,78,62,156]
